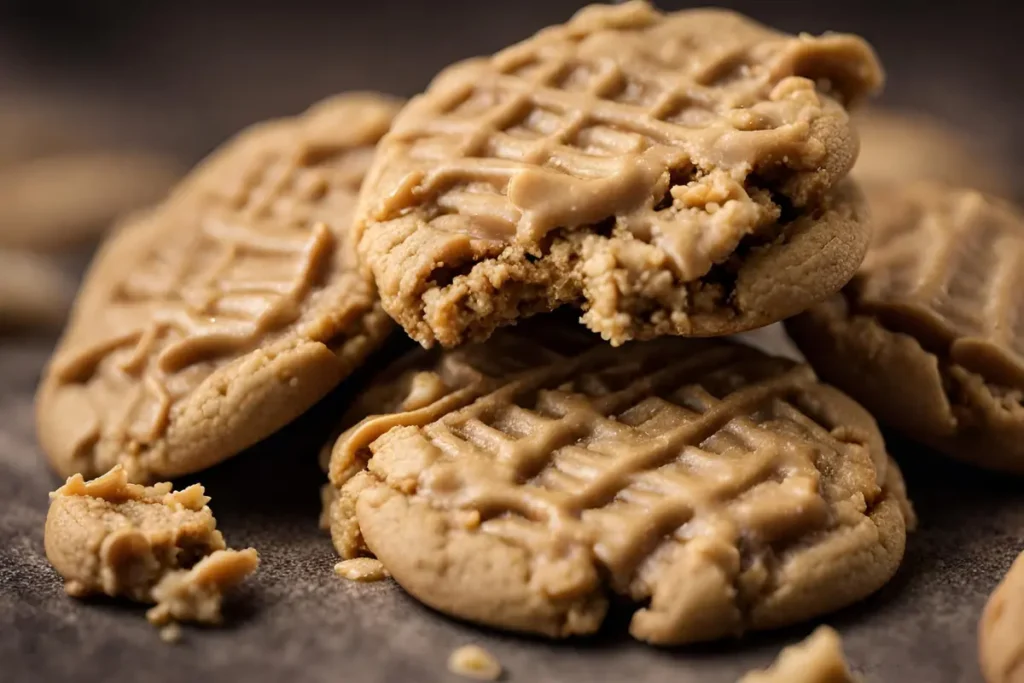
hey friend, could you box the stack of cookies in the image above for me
[33,1,1024,678]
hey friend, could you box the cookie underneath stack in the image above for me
[325,325,912,643]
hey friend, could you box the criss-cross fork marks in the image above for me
[51,120,379,450]
[98,133,373,380]
[413,339,844,591]
[860,188,1024,365]
[385,7,832,242]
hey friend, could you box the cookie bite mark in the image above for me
[36,93,400,483]
[738,626,860,683]
[327,327,911,643]
[788,183,1024,472]
[44,465,259,629]
[356,2,881,346]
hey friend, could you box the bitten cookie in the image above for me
[36,93,400,482]
[355,0,881,347]
[326,324,913,644]
[787,182,1024,472]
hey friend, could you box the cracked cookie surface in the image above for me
[326,325,912,643]
[788,182,1024,472]
[355,1,880,347]
[36,93,400,482]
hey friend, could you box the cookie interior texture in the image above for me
[355,0,881,347]
[979,550,1024,683]
[44,465,258,627]
[35,93,401,483]
[326,326,912,644]
[788,183,1024,472]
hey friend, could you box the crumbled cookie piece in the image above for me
[448,645,503,681]
[44,465,258,630]
[147,549,259,625]
[334,558,389,582]
[738,627,860,682]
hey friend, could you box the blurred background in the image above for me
[0,0,1021,333]
[0,0,1021,170]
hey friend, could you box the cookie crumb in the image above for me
[159,623,182,644]
[447,645,502,681]
[737,626,859,682]
[146,549,260,626]
[334,558,388,582]
[44,465,259,634]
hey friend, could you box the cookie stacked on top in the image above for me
[39,0,1022,655]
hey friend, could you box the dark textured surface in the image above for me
[1,2,1023,682]
[3,330,1024,683]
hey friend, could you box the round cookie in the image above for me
[853,108,1010,196]
[327,326,913,644]
[787,182,1024,472]
[355,0,882,347]
[0,100,180,251]
[36,93,401,482]
[980,551,1024,683]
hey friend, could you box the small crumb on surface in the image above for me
[448,644,502,681]
[159,623,182,644]
[334,558,389,582]
[737,626,859,683]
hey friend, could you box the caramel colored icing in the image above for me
[37,94,400,482]
[328,327,911,643]
[357,2,881,342]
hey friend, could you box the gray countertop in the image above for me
[2,331,1023,683]
[1,2,1023,681]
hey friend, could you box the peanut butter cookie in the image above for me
[355,1,881,347]
[326,325,912,643]
[787,183,1024,472]
[44,465,259,628]
[36,93,400,482]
